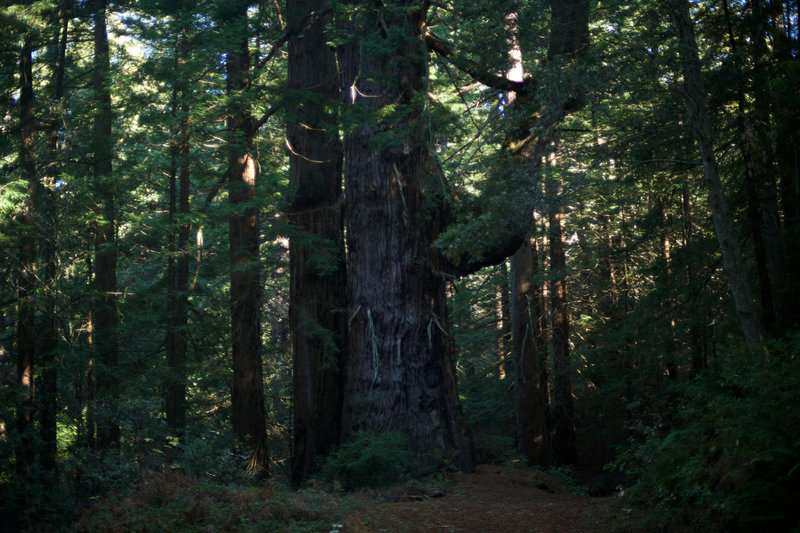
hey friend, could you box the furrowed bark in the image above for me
[339,0,475,471]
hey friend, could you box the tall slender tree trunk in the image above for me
[39,4,70,477]
[775,106,800,330]
[657,192,678,379]
[16,39,36,475]
[496,0,588,466]
[92,0,120,453]
[754,0,800,333]
[668,0,766,355]
[286,0,347,483]
[547,162,576,465]
[772,0,800,328]
[225,1,269,477]
[512,233,550,466]
[339,0,474,471]
[682,181,706,371]
[747,0,784,334]
[531,218,549,402]
[722,0,780,334]
[496,261,510,380]
[166,27,190,434]
[85,258,96,450]
[504,9,550,466]
[539,0,589,467]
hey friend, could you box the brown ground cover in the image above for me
[74,464,628,532]
[344,464,620,533]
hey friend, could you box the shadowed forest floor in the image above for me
[345,464,621,533]
[73,464,631,532]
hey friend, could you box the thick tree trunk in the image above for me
[668,0,766,355]
[548,0,590,59]
[286,0,347,483]
[339,0,475,471]
[225,1,269,477]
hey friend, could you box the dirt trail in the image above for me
[345,464,618,533]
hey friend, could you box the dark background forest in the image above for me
[1,0,799,531]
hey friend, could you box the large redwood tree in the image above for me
[338,0,475,470]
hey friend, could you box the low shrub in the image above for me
[613,335,800,532]
[320,431,418,490]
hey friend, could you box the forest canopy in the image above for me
[1,0,799,531]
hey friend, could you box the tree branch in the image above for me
[425,28,532,94]
[445,231,527,276]
[253,99,284,132]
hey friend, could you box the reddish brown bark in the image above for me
[339,0,475,471]
[225,1,269,477]
[504,10,550,467]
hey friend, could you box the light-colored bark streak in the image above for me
[339,0,474,471]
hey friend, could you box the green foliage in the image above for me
[319,431,418,491]
[0,466,71,532]
[449,266,517,464]
[460,372,516,463]
[613,337,800,532]
[174,430,252,484]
